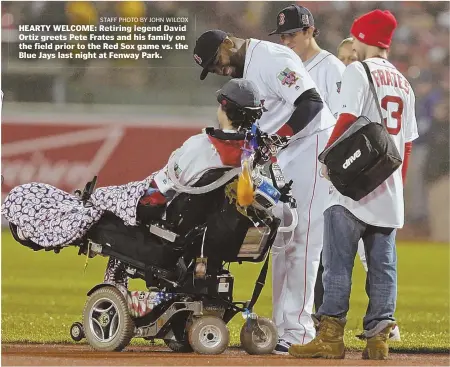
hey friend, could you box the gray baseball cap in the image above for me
[216,79,262,109]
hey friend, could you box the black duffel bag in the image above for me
[318,61,402,201]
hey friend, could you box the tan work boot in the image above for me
[288,316,346,359]
[362,322,395,360]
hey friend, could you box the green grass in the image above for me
[2,231,449,352]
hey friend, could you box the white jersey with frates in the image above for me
[303,50,346,118]
[243,39,336,139]
[328,57,419,228]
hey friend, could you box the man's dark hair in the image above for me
[305,27,319,38]
[220,103,262,130]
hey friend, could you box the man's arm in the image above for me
[321,63,368,179]
[402,87,419,185]
[276,88,324,137]
[325,113,358,148]
[402,142,412,184]
[325,63,368,147]
[326,58,346,118]
[153,138,193,195]
[265,55,323,136]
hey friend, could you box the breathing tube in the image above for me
[165,128,253,195]
[166,149,241,195]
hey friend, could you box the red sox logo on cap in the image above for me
[193,53,202,65]
[301,14,309,25]
[279,13,285,25]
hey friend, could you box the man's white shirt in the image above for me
[303,50,345,118]
[243,39,336,139]
[154,133,229,195]
[328,58,419,228]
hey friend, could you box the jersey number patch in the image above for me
[381,95,403,135]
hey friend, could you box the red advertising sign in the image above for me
[2,122,199,195]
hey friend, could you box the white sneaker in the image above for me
[389,324,401,341]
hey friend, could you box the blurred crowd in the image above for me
[1,1,449,238]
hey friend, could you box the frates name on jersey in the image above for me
[370,69,410,94]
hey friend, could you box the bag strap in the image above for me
[360,61,384,122]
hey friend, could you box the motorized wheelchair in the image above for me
[6,129,297,355]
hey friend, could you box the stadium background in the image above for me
[2,0,449,243]
[0,1,449,356]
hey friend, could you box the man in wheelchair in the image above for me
[103,78,268,287]
[3,77,291,291]
[136,78,264,223]
[2,79,296,355]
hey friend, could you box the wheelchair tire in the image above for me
[82,285,134,351]
[70,322,85,342]
[188,316,229,355]
[240,317,277,355]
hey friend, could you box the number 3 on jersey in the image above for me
[381,95,403,135]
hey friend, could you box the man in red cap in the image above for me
[289,9,418,360]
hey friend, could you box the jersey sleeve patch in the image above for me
[277,68,299,87]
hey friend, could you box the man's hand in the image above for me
[321,163,330,181]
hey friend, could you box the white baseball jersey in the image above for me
[243,39,336,139]
[154,132,234,195]
[302,54,369,268]
[328,58,419,228]
[245,40,337,344]
[303,50,345,118]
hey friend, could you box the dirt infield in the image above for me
[2,344,449,366]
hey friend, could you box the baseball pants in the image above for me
[271,127,332,345]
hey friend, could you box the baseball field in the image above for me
[2,230,449,365]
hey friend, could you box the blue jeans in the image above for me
[317,205,397,331]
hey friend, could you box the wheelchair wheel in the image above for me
[188,316,229,355]
[70,322,85,342]
[82,285,134,351]
[240,317,277,355]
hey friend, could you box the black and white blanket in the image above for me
[1,177,152,248]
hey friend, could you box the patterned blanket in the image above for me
[1,177,152,248]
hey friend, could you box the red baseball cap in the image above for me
[350,10,397,49]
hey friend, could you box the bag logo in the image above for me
[342,149,361,169]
